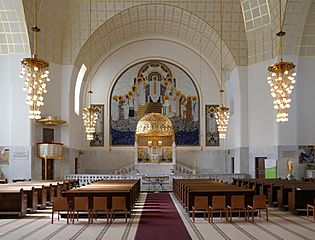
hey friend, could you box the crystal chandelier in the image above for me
[267,1,296,123]
[19,0,50,120]
[83,93,99,141]
[215,90,230,139]
[215,104,230,139]
[82,0,99,141]
[215,0,229,139]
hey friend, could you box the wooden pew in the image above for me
[253,179,315,208]
[63,180,140,214]
[0,188,27,217]
[173,179,254,213]
[266,181,314,208]
[11,182,48,209]
[288,185,315,214]
[0,185,38,212]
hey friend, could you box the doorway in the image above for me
[255,157,267,179]
[75,158,78,174]
[43,128,54,143]
[42,128,54,180]
[42,159,54,180]
[231,157,235,173]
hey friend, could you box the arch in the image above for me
[73,3,237,85]
[109,59,201,146]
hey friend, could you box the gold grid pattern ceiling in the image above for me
[300,0,315,56]
[23,0,247,67]
[75,3,237,76]
[242,0,313,64]
[273,0,312,57]
[0,0,29,55]
[4,0,313,66]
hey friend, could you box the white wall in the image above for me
[0,56,11,146]
[248,58,278,147]
[245,55,315,178]
[69,38,232,173]
[0,54,33,181]
[41,63,62,117]
[227,66,249,149]
[297,56,315,145]
[2,38,315,179]
[87,38,221,149]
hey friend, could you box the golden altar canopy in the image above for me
[136,113,174,137]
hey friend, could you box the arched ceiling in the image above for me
[74,4,237,76]
[22,0,247,67]
[0,0,29,54]
[0,0,312,66]
[300,0,315,55]
[241,0,312,64]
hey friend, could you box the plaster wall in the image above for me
[296,56,315,145]
[248,58,278,147]
[87,39,221,149]
[0,56,11,146]
[2,40,315,179]
[0,54,33,181]
[72,39,230,174]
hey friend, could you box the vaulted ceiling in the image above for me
[0,0,314,69]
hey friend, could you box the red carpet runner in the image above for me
[135,192,191,240]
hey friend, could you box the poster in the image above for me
[298,146,315,163]
[0,147,9,165]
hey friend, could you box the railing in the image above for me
[170,173,250,182]
[66,173,250,189]
[175,162,196,174]
[111,162,135,174]
[66,174,141,186]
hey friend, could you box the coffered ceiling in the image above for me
[0,0,313,69]
[0,0,29,54]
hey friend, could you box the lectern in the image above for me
[37,143,64,180]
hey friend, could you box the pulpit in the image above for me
[37,143,64,180]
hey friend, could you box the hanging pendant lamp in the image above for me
[215,0,230,139]
[267,0,296,123]
[82,0,99,141]
[19,0,50,120]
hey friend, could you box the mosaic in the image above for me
[205,105,219,146]
[111,61,199,145]
[90,104,105,147]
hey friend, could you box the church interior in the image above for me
[0,0,315,239]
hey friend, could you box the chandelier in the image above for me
[215,0,229,139]
[215,104,230,139]
[19,0,50,120]
[83,93,99,141]
[82,0,99,141]
[267,1,296,123]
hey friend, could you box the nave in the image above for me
[0,193,314,240]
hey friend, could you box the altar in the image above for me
[134,113,176,175]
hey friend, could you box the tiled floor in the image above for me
[0,193,314,240]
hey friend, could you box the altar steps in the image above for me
[145,102,162,113]
[136,103,148,120]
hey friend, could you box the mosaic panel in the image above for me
[90,104,104,147]
[111,61,199,146]
[205,105,219,146]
